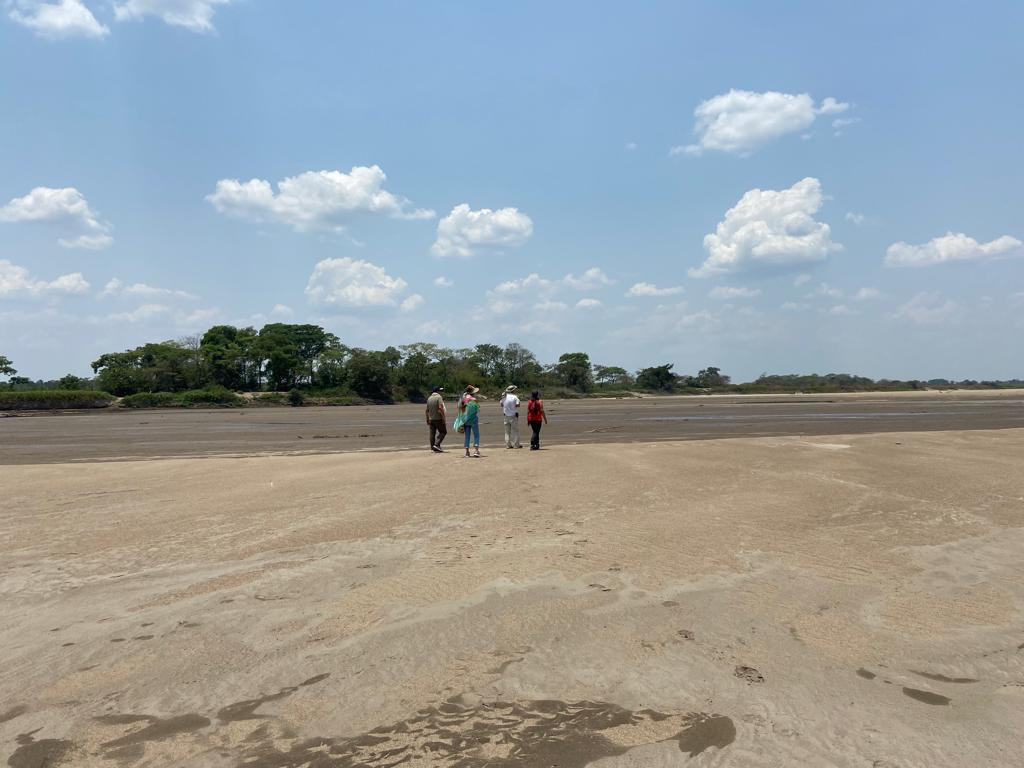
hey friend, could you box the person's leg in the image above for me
[471,419,480,455]
[534,421,542,449]
[503,415,512,448]
[436,420,447,448]
[464,421,471,453]
[429,421,438,449]
[512,415,521,448]
[530,421,541,449]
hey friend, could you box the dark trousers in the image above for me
[529,420,542,449]
[429,419,447,448]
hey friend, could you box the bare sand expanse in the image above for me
[2,389,1022,464]
[2,428,1024,767]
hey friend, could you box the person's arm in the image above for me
[426,402,430,423]
[542,403,549,424]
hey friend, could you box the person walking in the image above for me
[425,386,447,452]
[499,385,522,449]
[458,385,481,458]
[527,390,548,450]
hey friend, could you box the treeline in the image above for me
[2,325,1022,404]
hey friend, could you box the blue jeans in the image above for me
[463,417,479,449]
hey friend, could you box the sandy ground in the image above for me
[2,429,1024,767]
[3,389,1022,464]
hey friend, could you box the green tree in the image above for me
[0,355,15,388]
[554,352,593,391]
[58,374,84,390]
[636,364,678,391]
[346,349,394,402]
[593,365,631,388]
[695,366,730,388]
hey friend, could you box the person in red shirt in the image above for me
[526,390,548,450]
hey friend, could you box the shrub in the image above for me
[0,390,114,410]
[121,392,179,408]
[176,386,244,407]
[288,389,305,407]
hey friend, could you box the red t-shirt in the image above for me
[527,398,543,422]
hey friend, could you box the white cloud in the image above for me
[671,90,849,156]
[832,116,861,136]
[562,267,613,290]
[828,304,854,316]
[0,259,89,298]
[400,293,425,313]
[0,186,113,248]
[893,292,960,326]
[305,257,409,308]
[101,278,197,300]
[575,298,603,310]
[432,203,533,258]
[885,232,1022,268]
[416,319,452,336]
[177,306,221,328]
[433,276,453,288]
[781,301,810,311]
[845,212,866,225]
[270,303,293,318]
[853,287,881,301]
[709,285,761,300]
[207,165,433,233]
[806,282,843,299]
[626,282,683,298]
[692,177,840,277]
[104,303,170,323]
[112,0,231,32]
[7,0,109,39]
[793,273,812,286]
[492,273,553,295]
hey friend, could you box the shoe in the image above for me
[515,445,522,449]
[435,446,445,453]
[431,445,442,453]
[473,450,481,458]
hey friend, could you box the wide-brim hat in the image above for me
[505,385,517,392]
[466,385,480,394]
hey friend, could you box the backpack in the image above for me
[527,399,543,421]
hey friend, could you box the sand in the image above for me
[2,428,1023,766]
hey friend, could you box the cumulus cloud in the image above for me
[433,276,453,288]
[304,257,409,308]
[399,293,425,313]
[102,303,169,323]
[691,177,840,277]
[0,259,90,298]
[853,287,881,301]
[626,282,683,298]
[845,212,866,225]
[562,267,613,290]
[793,273,812,286]
[884,232,1022,268]
[491,273,554,295]
[270,303,293,318]
[672,90,849,156]
[432,203,533,258]
[7,0,109,39]
[0,186,113,248]
[893,292,960,326]
[806,282,843,299]
[709,285,761,300]
[112,0,232,32]
[781,301,810,311]
[101,278,197,300]
[207,166,433,233]
[828,304,854,316]
[574,298,603,310]
[534,300,568,312]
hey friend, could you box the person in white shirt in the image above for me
[499,385,522,449]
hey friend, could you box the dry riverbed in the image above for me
[2,429,1023,766]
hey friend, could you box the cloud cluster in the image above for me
[0,186,113,248]
[893,292,960,326]
[692,177,840,277]
[884,232,1022,268]
[113,0,232,32]
[0,259,89,298]
[709,285,760,300]
[207,166,434,232]
[305,257,418,309]
[562,267,613,290]
[626,282,683,298]
[672,90,850,156]
[101,278,197,300]
[7,0,108,38]
[432,204,533,258]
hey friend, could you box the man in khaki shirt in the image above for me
[426,386,447,452]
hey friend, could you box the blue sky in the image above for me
[1,1,1022,381]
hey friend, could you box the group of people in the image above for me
[425,384,549,457]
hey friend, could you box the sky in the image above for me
[1,1,1022,382]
